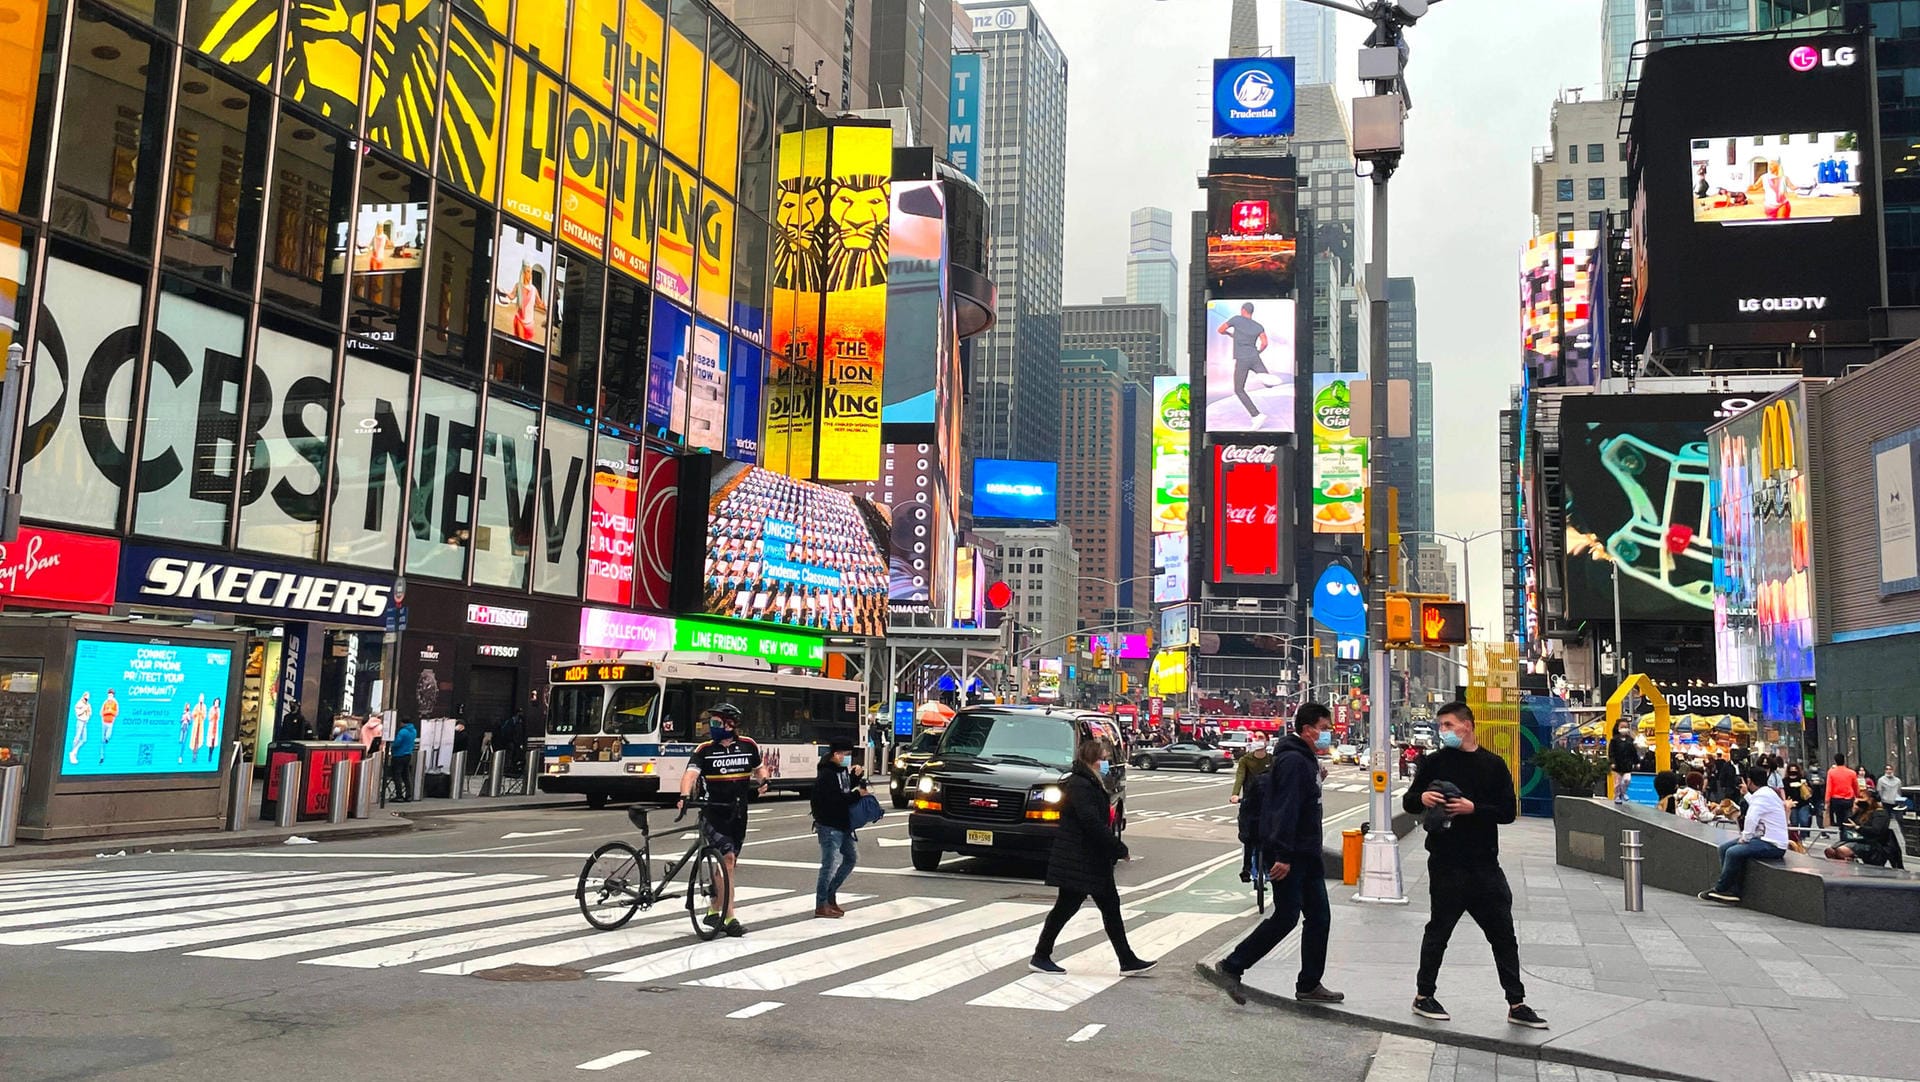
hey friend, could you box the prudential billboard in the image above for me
[1213,58,1296,138]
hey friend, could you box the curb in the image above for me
[0,817,415,865]
[1193,961,1711,1082]
[389,797,589,817]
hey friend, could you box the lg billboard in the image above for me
[1630,32,1883,347]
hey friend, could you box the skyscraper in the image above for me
[965,1,1070,463]
[1531,90,1628,237]
[1126,208,1181,371]
[1229,0,1260,57]
[1600,0,1636,97]
[1059,351,1133,629]
[1377,277,1427,537]
[1063,299,1173,381]
[866,0,965,153]
[717,0,874,110]
[1293,83,1359,369]
[1283,0,1339,85]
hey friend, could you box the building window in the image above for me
[55,5,171,256]
[1587,142,1605,163]
[1556,212,1574,230]
[1587,177,1606,200]
[1620,176,1631,200]
[1588,211,1604,231]
[1556,178,1574,202]
[1567,143,1580,163]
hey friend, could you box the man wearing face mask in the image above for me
[677,703,769,937]
[810,738,867,918]
[1403,702,1546,1030]
[1215,703,1344,1005]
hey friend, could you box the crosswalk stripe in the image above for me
[0,873,461,947]
[419,889,805,976]
[62,875,547,954]
[0,870,256,905]
[0,868,196,891]
[306,908,617,970]
[965,912,1239,1011]
[0,870,390,935]
[0,869,260,898]
[690,900,1045,992]
[594,896,959,984]
[0,871,280,912]
[193,892,580,960]
[821,906,1124,1002]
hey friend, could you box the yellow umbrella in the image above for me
[1579,719,1609,739]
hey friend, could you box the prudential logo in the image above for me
[1233,69,1276,110]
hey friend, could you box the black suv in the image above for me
[906,706,1127,872]
[888,726,946,809]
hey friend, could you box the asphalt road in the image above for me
[0,762,1390,1082]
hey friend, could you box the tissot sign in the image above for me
[118,545,395,626]
[1212,58,1296,138]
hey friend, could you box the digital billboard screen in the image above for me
[1521,232,1559,381]
[1151,377,1192,536]
[1205,155,1297,295]
[882,180,948,426]
[1630,32,1882,341]
[1712,391,1817,683]
[1211,443,1291,584]
[673,458,891,637]
[1561,394,1736,622]
[1311,373,1366,534]
[59,636,234,777]
[1212,57,1296,138]
[1154,532,1189,604]
[973,459,1059,522]
[1204,299,1295,435]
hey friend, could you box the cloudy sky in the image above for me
[1022,0,1602,625]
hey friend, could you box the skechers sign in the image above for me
[118,546,395,626]
[1212,58,1296,138]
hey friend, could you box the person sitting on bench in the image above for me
[1827,790,1905,870]
[1699,765,1789,906]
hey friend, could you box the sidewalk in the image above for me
[1204,817,1920,1082]
[1363,1034,1676,1082]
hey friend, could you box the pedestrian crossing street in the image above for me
[0,866,1237,1012]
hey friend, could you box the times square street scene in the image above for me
[5,0,1920,1079]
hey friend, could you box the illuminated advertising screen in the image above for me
[646,296,692,443]
[331,202,427,274]
[973,459,1059,522]
[1561,231,1600,385]
[845,442,956,612]
[491,224,556,345]
[883,180,948,426]
[816,122,892,481]
[1155,532,1189,604]
[1561,394,1735,622]
[1204,299,1295,435]
[1311,373,1366,534]
[1149,649,1188,695]
[586,442,641,607]
[1160,604,1196,648]
[1211,443,1291,584]
[728,341,763,464]
[1151,377,1192,536]
[949,53,982,179]
[1521,232,1559,380]
[674,458,891,637]
[59,636,234,777]
[1205,155,1297,295]
[1630,32,1882,340]
[1712,391,1816,683]
[684,319,729,453]
[1212,57,1296,138]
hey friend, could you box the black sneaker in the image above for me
[1029,956,1066,974]
[723,919,747,937]
[1118,958,1158,976]
[1215,961,1248,1005]
[704,912,723,928]
[1412,995,1450,1021]
[1508,1004,1549,1030]
[1697,890,1741,905]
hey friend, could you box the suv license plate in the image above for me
[966,829,993,847]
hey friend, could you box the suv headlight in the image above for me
[1034,785,1063,804]
[917,776,939,795]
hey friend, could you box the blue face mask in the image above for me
[1439,730,1465,750]
[1097,760,1111,776]
[1315,729,1333,750]
[710,723,733,740]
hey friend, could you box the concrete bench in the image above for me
[1554,796,1920,932]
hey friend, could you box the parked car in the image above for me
[1131,741,1234,773]
[1218,732,1255,756]
[906,706,1128,872]
[888,727,946,809]
[1334,743,1362,764]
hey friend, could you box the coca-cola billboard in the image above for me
[1212,442,1290,584]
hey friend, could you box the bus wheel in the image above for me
[586,793,609,810]
[910,847,943,872]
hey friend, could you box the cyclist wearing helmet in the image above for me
[677,703,768,936]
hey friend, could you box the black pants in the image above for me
[1416,860,1526,1005]
[389,755,414,801]
[1034,883,1137,964]
[1221,859,1329,992]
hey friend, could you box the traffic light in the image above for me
[1385,594,1414,643]
[1386,487,1402,588]
[1066,636,1078,657]
[1383,593,1468,650]
[1118,672,1130,694]
[1311,637,1321,659]
[1420,600,1469,646]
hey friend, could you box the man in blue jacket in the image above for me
[1215,702,1344,1004]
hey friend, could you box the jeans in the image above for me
[1790,801,1814,829]
[1712,837,1785,895]
[1222,859,1330,993]
[1417,860,1527,1006]
[1034,884,1138,965]
[815,825,857,906]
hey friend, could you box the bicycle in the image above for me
[1242,843,1268,913]
[576,800,734,939]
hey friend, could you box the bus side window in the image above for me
[778,689,806,741]
[661,687,693,743]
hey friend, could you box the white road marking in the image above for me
[690,901,1043,991]
[194,892,580,960]
[575,1050,650,1070]
[726,1001,784,1019]
[0,870,393,938]
[501,828,583,839]
[1067,1024,1105,1043]
[822,906,1117,1001]
[0,869,236,897]
[64,875,546,954]
[0,871,261,909]
[596,896,958,983]
[966,912,1239,1011]
[421,890,808,976]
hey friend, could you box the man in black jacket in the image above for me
[1403,702,1547,1030]
[1215,702,1344,1004]
[810,738,867,918]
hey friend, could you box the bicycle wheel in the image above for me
[686,846,730,941]
[578,842,647,930]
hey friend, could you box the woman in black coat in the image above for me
[1030,738,1155,975]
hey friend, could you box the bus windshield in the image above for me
[608,685,660,736]
[548,687,605,735]
[940,712,1077,769]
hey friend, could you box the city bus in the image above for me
[538,653,863,807]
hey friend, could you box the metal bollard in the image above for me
[0,762,24,847]
[274,761,302,829]
[328,759,352,824]
[523,749,542,795]
[352,755,377,819]
[1622,829,1645,912]
[487,753,506,797]
[411,747,427,800]
[449,750,466,800]
[224,743,250,831]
